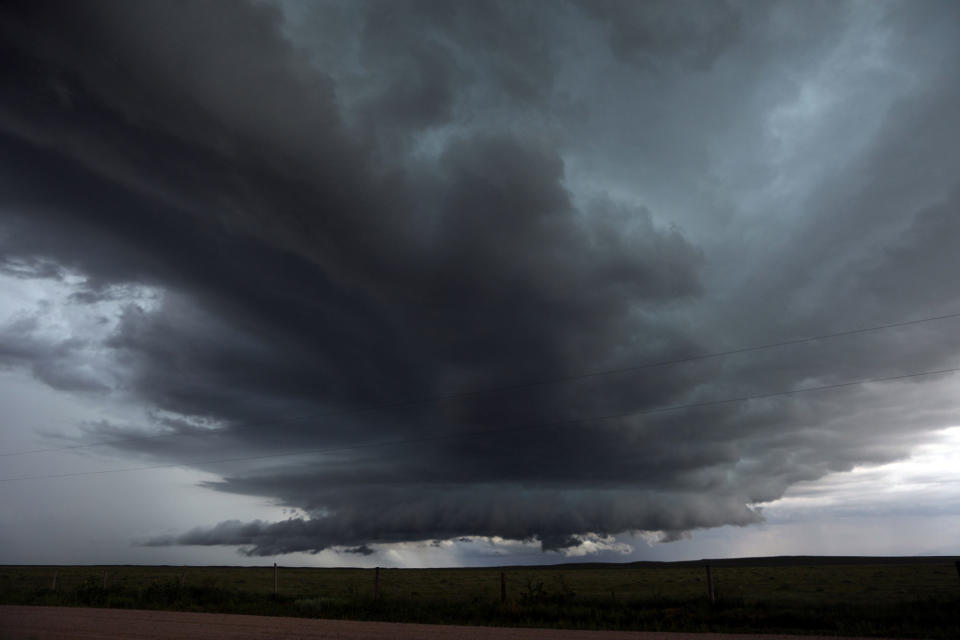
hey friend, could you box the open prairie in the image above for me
[1,557,958,637]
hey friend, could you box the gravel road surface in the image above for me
[0,606,879,640]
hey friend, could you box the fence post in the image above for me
[52,571,57,591]
[500,571,506,603]
[955,560,960,585]
[103,570,108,589]
[705,563,715,604]
[180,566,185,588]
[374,567,380,600]
[274,562,278,595]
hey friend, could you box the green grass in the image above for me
[1,557,958,637]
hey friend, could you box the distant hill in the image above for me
[490,555,960,570]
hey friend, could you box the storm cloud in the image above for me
[2,0,960,557]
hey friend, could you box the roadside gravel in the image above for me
[0,606,882,640]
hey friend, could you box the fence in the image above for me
[4,559,960,606]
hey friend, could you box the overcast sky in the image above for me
[1,0,959,567]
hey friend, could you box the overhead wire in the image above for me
[2,309,959,459]
[2,365,957,482]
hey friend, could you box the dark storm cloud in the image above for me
[0,312,112,393]
[577,0,744,71]
[2,0,960,556]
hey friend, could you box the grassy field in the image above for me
[2,557,958,637]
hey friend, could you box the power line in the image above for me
[2,365,956,483]
[3,309,959,459]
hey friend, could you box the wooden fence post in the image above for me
[274,562,278,595]
[374,567,380,600]
[51,571,57,591]
[103,570,108,589]
[705,563,715,604]
[500,571,506,603]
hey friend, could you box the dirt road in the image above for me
[0,606,877,640]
